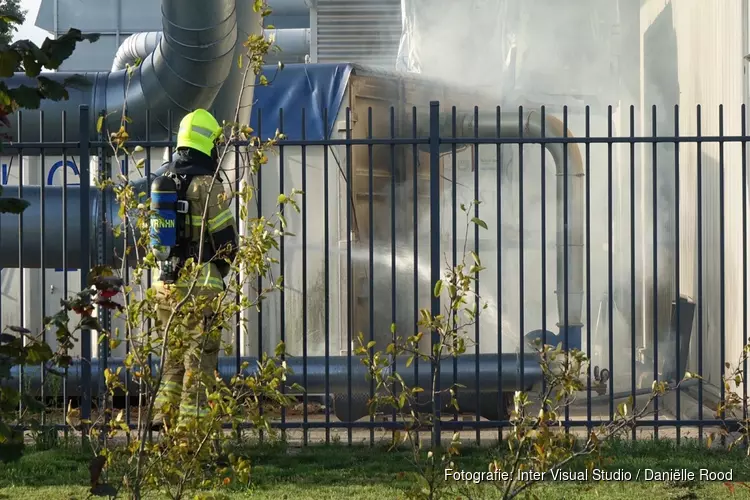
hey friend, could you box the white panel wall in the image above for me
[639,0,747,388]
[241,143,343,359]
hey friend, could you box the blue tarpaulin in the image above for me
[248,63,354,141]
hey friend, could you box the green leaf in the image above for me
[274,341,286,357]
[21,53,41,78]
[0,197,30,214]
[471,217,487,230]
[80,316,101,330]
[25,342,53,364]
[0,12,23,25]
[433,279,443,298]
[470,251,480,265]
[0,386,20,406]
[0,50,21,77]
[0,420,12,442]
[0,361,12,380]
[7,85,41,109]
[617,401,628,417]
[398,392,407,409]
[37,77,69,101]
[40,30,100,70]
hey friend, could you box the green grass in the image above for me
[1,438,749,499]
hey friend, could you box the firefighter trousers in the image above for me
[152,281,222,428]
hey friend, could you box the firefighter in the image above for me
[149,108,238,430]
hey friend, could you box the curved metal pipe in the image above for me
[5,353,544,397]
[2,0,263,150]
[425,109,585,345]
[112,29,311,72]
[110,31,164,72]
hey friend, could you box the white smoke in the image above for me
[391,0,691,394]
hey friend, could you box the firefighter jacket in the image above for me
[155,148,238,292]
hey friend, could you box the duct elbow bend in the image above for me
[111,32,163,72]
[505,111,586,349]
[524,112,586,347]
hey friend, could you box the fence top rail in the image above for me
[2,135,750,153]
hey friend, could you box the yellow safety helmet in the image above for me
[176,109,222,157]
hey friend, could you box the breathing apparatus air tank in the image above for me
[150,175,179,263]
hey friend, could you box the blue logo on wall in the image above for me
[0,159,81,186]
[46,160,80,185]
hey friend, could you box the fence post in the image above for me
[96,111,109,420]
[429,101,441,447]
[78,105,92,423]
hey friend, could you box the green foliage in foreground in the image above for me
[1,439,749,499]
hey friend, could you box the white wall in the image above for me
[639,0,748,388]
[240,143,345,359]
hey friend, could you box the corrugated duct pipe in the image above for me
[3,0,259,148]
[111,29,311,72]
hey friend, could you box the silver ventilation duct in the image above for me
[110,31,163,72]
[111,29,311,72]
[3,0,263,149]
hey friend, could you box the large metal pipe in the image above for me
[0,186,116,269]
[425,109,585,347]
[0,163,169,269]
[111,29,311,72]
[3,0,263,150]
[5,353,544,397]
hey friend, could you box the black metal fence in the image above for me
[1,102,748,446]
